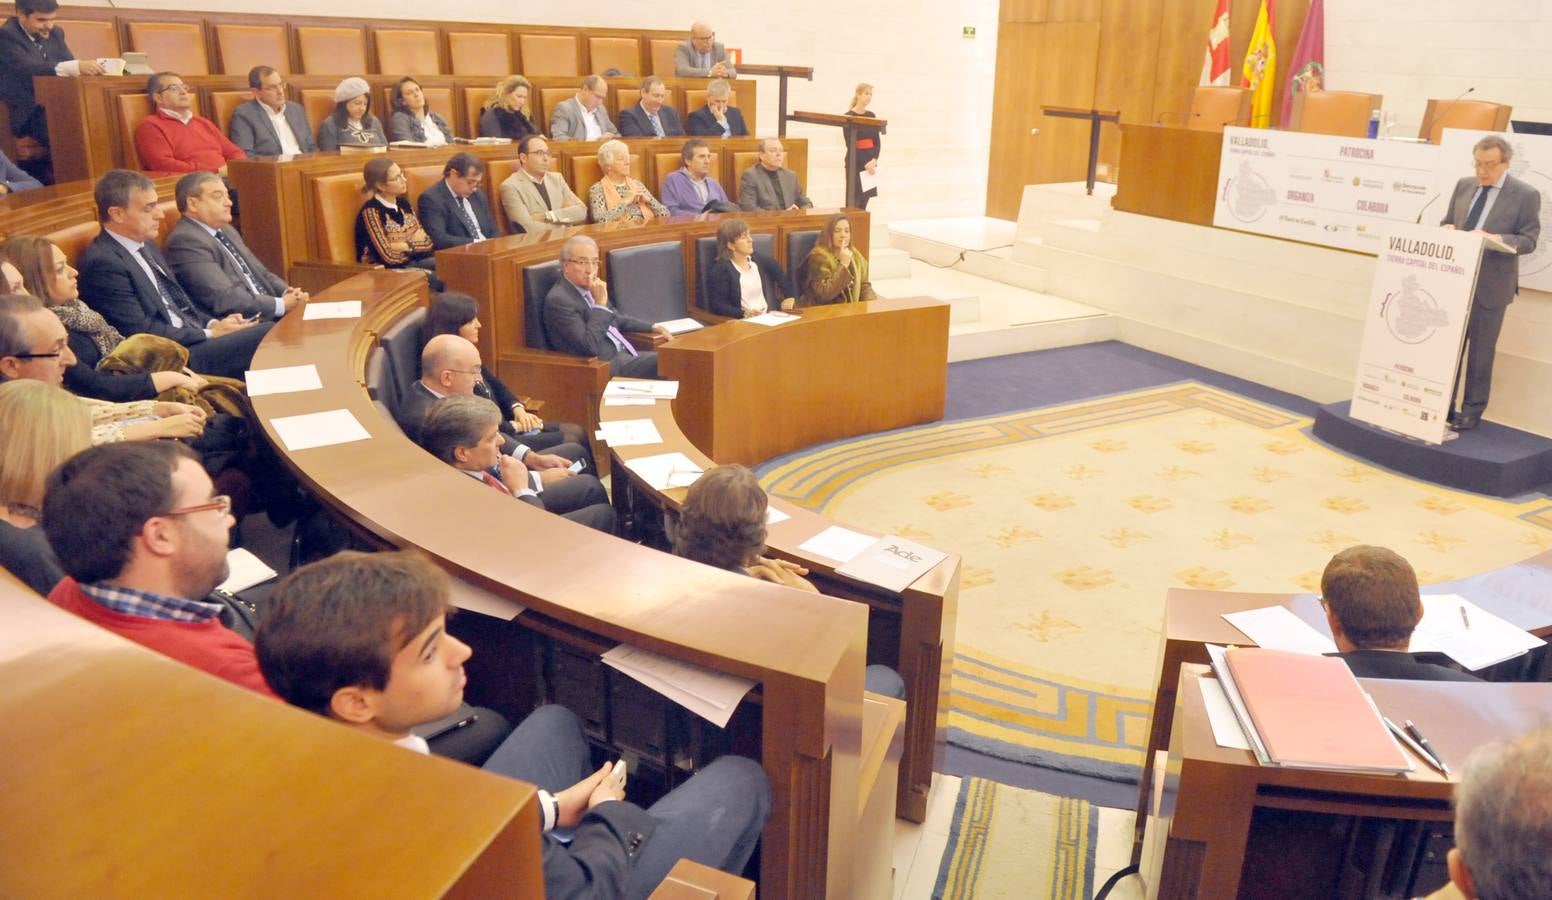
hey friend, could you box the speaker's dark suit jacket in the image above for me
[686,105,748,137]
[416,181,499,250]
[617,103,685,138]
[0,17,73,141]
[1328,650,1480,682]
[163,217,288,320]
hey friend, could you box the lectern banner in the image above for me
[1429,127,1552,291]
[1213,127,1439,253]
[1349,224,1483,445]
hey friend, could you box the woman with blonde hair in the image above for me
[844,82,880,209]
[799,212,876,306]
[479,75,537,141]
[588,139,670,223]
[0,379,88,594]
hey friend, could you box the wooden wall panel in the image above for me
[1048,0,1104,22]
[1094,0,1165,179]
[985,21,1101,219]
[1001,0,1050,23]
[1150,0,1217,132]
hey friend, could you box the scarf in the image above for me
[601,176,655,222]
[50,299,123,359]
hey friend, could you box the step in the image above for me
[870,246,913,281]
[955,246,1049,293]
[948,312,1117,362]
[872,278,982,324]
[1015,182,1116,238]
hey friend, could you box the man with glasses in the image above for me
[499,135,588,233]
[41,441,277,696]
[227,65,317,158]
[1438,134,1542,431]
[543,235,671,379]
[417,152,499,250]
[550,75,617,142]
[134,71,246,175]
[675,22,735,79]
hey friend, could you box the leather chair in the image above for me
[518,34,580,78]
[486,158,521,234]
[209,91,250,137]
[296,26,368,75]
[693,232,775,311]
[365,344,394,409]
[310,172,367,264]
[214,24,288,76]
[1289,91,1382,138]
[787,230,821,284]
[378,307,427,406]
[1186,86,1251,132]
[402,165,445,207]
[56,19,120,60]
[462,88,488,140]
[118,91,204,169]
[653,151,721,193]
[298,89,336,136]
[649,40,678,77]
[537,87,574,132]
[571,152,646,209]
[523,261,564,349]
[606,241,687,324]
[374,399,403,436]
[1420,99,1513,144]
[730,150,759,203]
[448,32,513,77]
[587,37,641,77]
[126,22,209,75]
[375,29,440,75]
[49,221,103,266]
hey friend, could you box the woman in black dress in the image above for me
[844,83,880,210]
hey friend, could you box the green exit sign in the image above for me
[962,26,976,38]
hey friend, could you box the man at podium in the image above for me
[1439,135,1541,431]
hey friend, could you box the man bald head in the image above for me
[418,333,483,397]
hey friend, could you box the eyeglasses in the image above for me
[1473,158,1507,170]
[156,84,190,95]
[162,495,232,517]
[9,349,65,360]
[260,81,287,91]
[567,258,601,268]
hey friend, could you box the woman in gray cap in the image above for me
[317,76,388,151]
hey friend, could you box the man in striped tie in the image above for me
[165,171,308,321]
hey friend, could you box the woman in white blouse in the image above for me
[701,218,793,318]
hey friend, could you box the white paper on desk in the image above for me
[593,419,662,447]
[301,300,361,320]
[766,506,790,525]
[269,408,372,451]
[1222,606,1337,655]
[796,525,877,565]
[743,311,798,327]
[605,379,679,399]
[1410,593,1544,670]
[243,364,322,397]
[1483,233,1516,254]
[625,452,703,491]
[858,166,880,193]
[218,548,278,594]
[655,317,704,334]
[835,535,949,593]
[601,644,754,728]
[603,397,657,406]
[1197,676,1252,751]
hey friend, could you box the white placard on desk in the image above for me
[594,419,662,447]
[796,525,878,565]
[835,535,949,593]
[605,379,679,400]
[301,300,362,320]
[243,364,322,397]
[655,317,704,334]
[766,506,791,525]
[744,311,799,327]
[624,452,703,491]
[269,408,372,451]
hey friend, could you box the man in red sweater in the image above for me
[41,440,274,697]
[134,71,245,174]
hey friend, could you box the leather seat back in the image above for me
[378,307,427,403]
[209,91,250,138]
[310,172,366,264]
[587,37,640,77]
[119,91,204,169]
[447,32,512,77]
[127,22,209,75]
[56,19,120,60]
[523,261,563,349]
[518,34,580,77]
[374,30,440,75]
[296,26,367,75]
[214,24,288,76]
[366,344,395,409]
[649,40,678,77]
[787,229,821,285]
[606,241,686,324]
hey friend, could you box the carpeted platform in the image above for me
[931,777,1097,900]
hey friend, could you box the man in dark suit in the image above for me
[0,0,104,148]
[416,152,499,251]
[1439,134,1542,431]
[617,76,685,138]
[738,138,812,212]
[1319,545,1479,682]
[686,79,748,138]
[227,65,318,157]
[395,334,613,533]
[76,169,269,380]
[164,171,307,321]
[542,235,671,379]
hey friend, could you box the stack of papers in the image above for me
[1410,593,1543,671]
[835,535,949,593]
[744,311,799,327]
[796,526,877,565]
[594,419,662,447]
[1222,606,1337,655]
[243,364,323,397]
[605,380,678,400]
[301,301,361,320]
[218,548,278,594]
[601,644,754,727]
[269,409,372,451]
[655,317,704,334]
[624,452,703,490]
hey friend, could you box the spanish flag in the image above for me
[1240,0,1277,128]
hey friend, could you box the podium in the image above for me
[788,110,888,208]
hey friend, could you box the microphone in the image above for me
[1430,87,1476,142]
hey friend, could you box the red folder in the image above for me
[1226,648,1410,773]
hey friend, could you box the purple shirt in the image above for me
[660,168,730,217]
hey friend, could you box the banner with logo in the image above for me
[1428,127,1552,292]
[1349,223,1483,444]
[1213,127,1439,253]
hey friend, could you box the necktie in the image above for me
[1464,186,1492,231]
[535,178,553,210]
[649,113,664,138]
[213,229,261,294]
[481,471,511,494]
[456,195,484,240]
[581,290,638,357]
[139,246,197,329]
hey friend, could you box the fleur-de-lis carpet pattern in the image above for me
[762,383,1552,780]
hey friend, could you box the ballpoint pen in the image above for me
[1459,604,1472,629]
[1405,719,1451,776]
[1383,717,1448,776]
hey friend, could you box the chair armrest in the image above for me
[625,330,669,350]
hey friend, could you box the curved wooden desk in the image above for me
[249,269,873,899]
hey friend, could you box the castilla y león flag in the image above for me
[1240,0,1277,128]
[1200,0,1232,86]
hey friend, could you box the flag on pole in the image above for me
[1200,0,1232,86]
[1279,0,1324,128]
[1240,0,1278,128]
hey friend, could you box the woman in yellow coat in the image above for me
[799,213,876,306]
